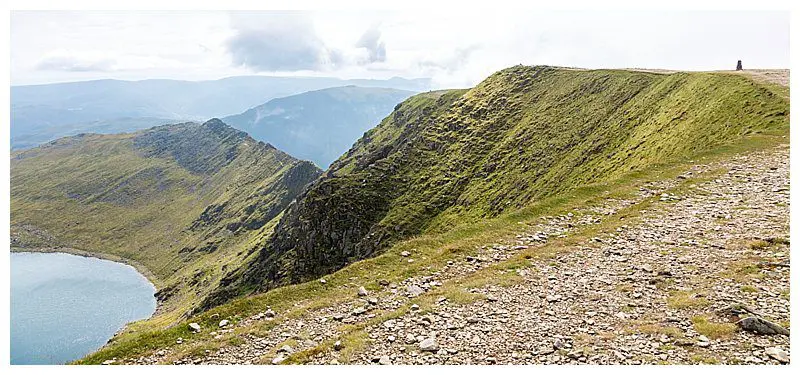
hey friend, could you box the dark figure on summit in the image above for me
[736,60,743,71]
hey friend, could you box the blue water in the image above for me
[10,252,157,365]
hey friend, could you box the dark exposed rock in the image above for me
[737,316,789,336]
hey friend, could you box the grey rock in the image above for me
[737,316,789,336]
[765,347,789,363]
[379,355,392,365]
[271,355,286,365]
[419,337,438,352]
[358,286,369,296]
[188,323,201,333]
[407,285,425,297]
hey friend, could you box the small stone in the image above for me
[264,308,276,318]
[486,356,497,363]
[319,278,327,284]
[333,340,343,351]
[188,323,201,333]
[405,333,417,344]
[271,355,286,365]
[218,319,229,328]
[352,307,367,315]
[368,297,379,305]
[378,356,391,365]
[278,345,293,354]
[410,304,420,310]
[101,360,116,365]
[388,335,396,342]
[358,286,369,296]
[401,251,411,257]
[407,285,425,297]
[419,337,438,352]
[765,347,789,363]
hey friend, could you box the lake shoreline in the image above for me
[11,251,158,365]
[10,246,160,289]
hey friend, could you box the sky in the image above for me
[10,10,790,88]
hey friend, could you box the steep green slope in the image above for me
[10,119,322,315]
[205,66,789,306]
[223,86,414,168]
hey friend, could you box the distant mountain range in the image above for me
[11,75,430,150]
[223,86,415,168]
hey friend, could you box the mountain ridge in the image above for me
[202,65,790,308]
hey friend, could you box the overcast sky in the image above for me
[10,10,790,88]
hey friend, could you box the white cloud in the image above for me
[34,49,191,72]
[10,10,790,87]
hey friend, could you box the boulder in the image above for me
[737,316,789,336]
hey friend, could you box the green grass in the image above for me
[77,124,788,364]
[667,291,711,310]
[66,66,792,363]
[691,316,738,339]
[217,65,790,309]
[11,120,321,319]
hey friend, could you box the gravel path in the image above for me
[126,145,789,366]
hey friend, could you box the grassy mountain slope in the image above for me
[10,119,322,315]
[223,86,414,168]
[205,66,789,306]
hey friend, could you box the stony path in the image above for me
[323,146,789,365]
[128,145,789,365]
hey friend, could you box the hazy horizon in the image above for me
[11,10,790,88]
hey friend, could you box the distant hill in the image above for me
[11,75,430,150]
[223,86,415,168]
[10,119,322,314]
[10,117,175,150]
